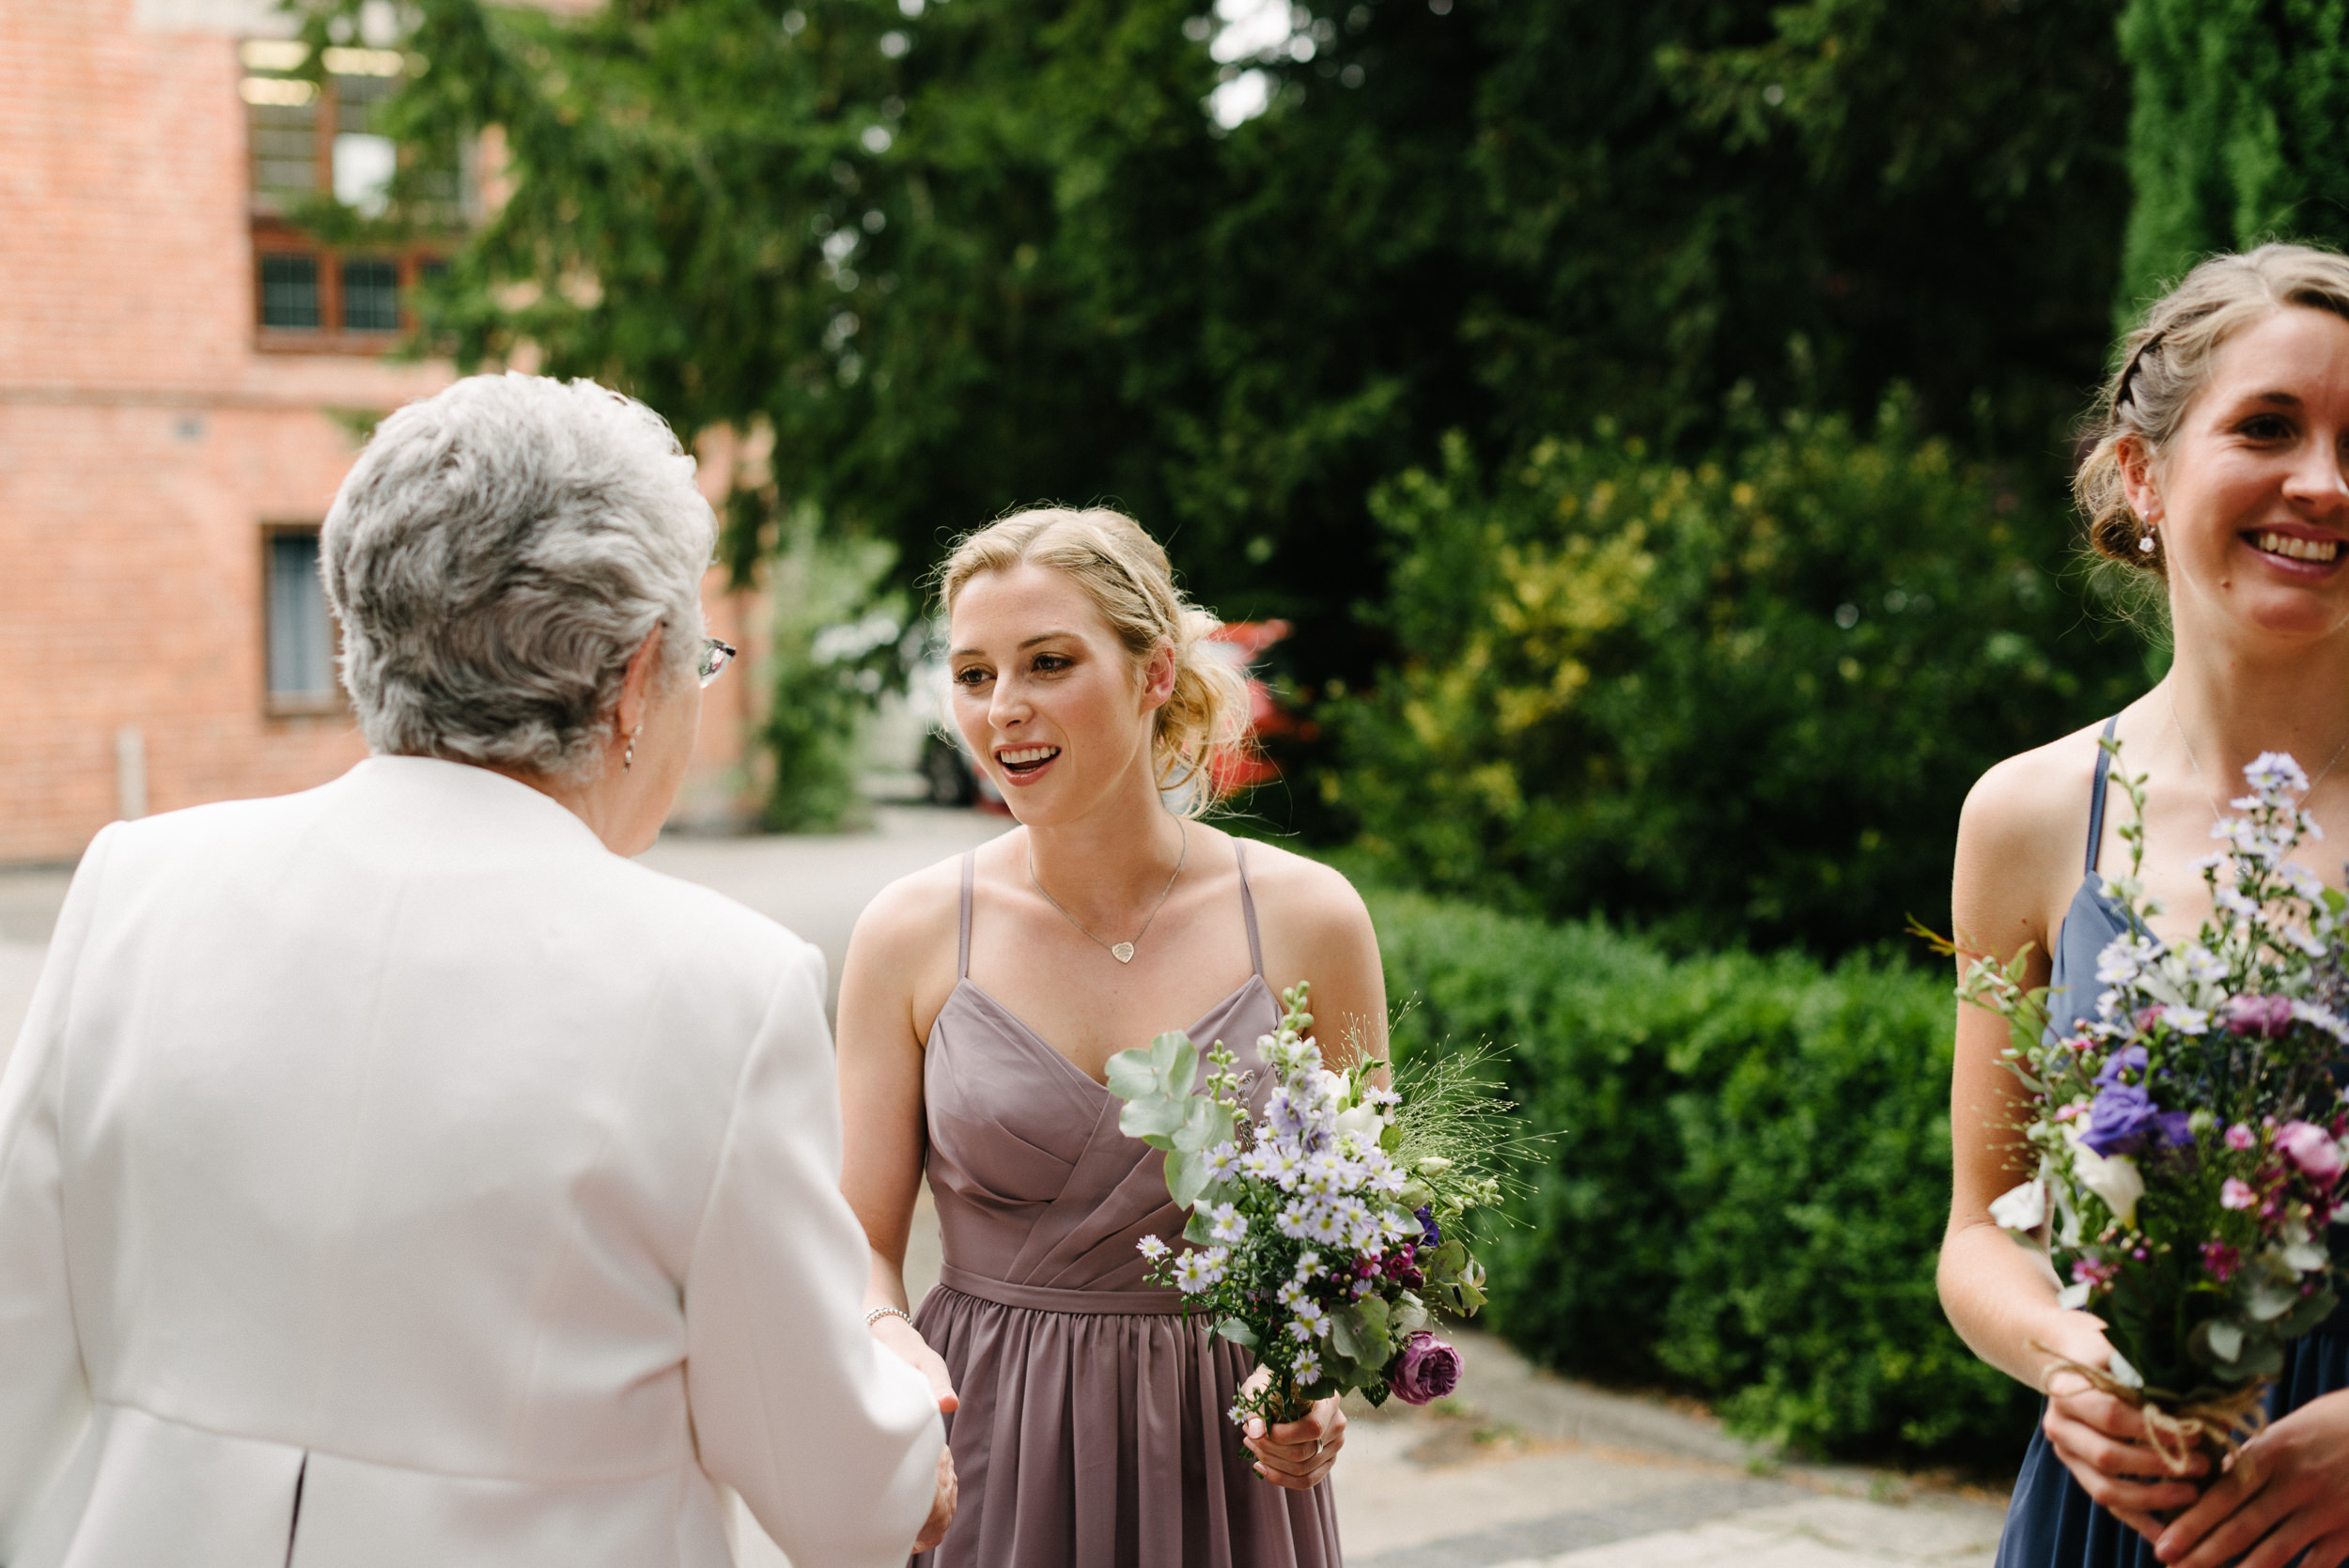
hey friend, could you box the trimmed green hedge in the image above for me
[1372,890,2037,1462]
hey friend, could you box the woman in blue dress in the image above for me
[1946,243,2349,1568]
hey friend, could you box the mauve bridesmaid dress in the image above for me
[910,844,1341,1568]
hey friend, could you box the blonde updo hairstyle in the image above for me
[2079,242,2349,577]
[939,506,1252,815]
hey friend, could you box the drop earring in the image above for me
[624,725,642,771]
[2139,527,2156,554]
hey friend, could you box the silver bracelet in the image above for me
[864,1305,915,1331]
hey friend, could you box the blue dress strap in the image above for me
[2085,716,2120,876]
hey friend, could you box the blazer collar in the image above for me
[341,755,612,856]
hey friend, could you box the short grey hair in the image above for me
[321,373,715,778]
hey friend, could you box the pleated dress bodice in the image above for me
[910,844,1340,1568]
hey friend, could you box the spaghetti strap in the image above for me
[1233,840,1265,978]
[958,849,976,979]
[2085,716,2120,875]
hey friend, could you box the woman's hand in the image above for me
[1237,1369,1346,1489]
[872,1312,959,1414]
[2034,1318,2204,1535]
[2150,1389,2349,1567]
[914,1442,957,1553]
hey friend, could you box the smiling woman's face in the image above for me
[2137,305,2349,644]
[947,562,1170,823]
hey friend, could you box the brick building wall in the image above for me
[0,0,765,863]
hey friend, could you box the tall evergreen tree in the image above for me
[2118,0,2349,316]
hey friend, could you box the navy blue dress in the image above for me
[1995,721,2349,1566]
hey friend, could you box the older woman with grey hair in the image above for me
[0,373,953,1568]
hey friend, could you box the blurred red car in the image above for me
[1201,619,1297,795]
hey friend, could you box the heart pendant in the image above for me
[1111,942,1136,964]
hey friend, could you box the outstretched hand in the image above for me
[872,1312,959,1414]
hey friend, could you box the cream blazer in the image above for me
[0,758,941,1568]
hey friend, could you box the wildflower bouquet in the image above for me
[1955,743,2349,1467]
[1104,983,1506,1429]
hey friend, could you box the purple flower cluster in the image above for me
[2080,1047,2192,1157]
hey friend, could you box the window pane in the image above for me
[246,86,318,206]
[334,72,392,133]
[341,257,399,332]
[258,254,319,329]
[266,533,336,701]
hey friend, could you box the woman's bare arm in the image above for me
[1940,738,2202,1525]
[836,866,960,1411]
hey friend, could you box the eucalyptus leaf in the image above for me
[1216,1316,1258,1347]
[1167,1148,1217,1208]
[2275,1287,2339,1339]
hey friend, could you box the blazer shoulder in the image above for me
[595,856,818,993]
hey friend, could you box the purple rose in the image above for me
[2081,1082,2159,1156]
[1387,1330,1462,1406]
[2227,995,2296,1038]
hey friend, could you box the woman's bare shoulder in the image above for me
[1953,715,2123,954]
[848,848,971,970]
[1959,718,2112,866]
[1227,833,1375,946]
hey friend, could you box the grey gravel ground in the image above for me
[0,806,2012,1566]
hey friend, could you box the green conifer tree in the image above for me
[2118,0,2349,318]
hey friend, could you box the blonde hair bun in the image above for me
[939,506,1252,815]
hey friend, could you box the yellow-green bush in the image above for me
[1334,403,2144,955]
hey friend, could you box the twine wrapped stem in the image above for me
[2032,1341,2270,1479]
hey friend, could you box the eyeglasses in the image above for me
[698,637,739,688]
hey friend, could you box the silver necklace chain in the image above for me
[1026,820,1188,965]
[2166,685,2349,826]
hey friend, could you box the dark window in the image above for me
[266,531,337,706]
[258,254,320,329]
[341,258,399,331]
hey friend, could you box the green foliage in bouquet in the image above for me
[1329,404,2144,957]
[1108,985,1506,1427]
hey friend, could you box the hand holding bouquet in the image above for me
[1949,744,2349,1473]
[1104,983,1507,1430]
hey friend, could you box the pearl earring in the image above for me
[2139,528,2156,553]
[624,725,642,771]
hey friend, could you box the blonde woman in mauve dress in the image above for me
[837,506,1384,1568]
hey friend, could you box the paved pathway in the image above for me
[0,806,2012,1566]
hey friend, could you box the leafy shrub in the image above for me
[1372,889,2038,1461]
[1333,402,2145,955]
[761,510,902,832]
